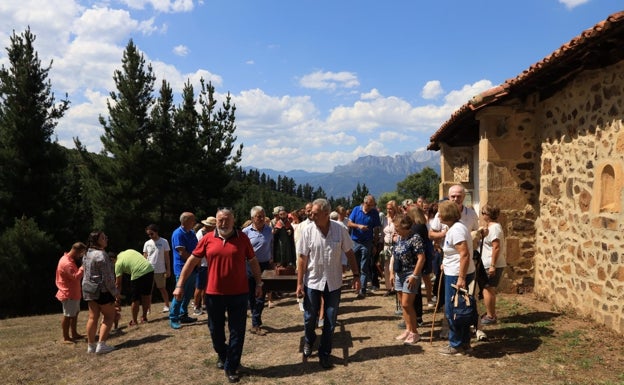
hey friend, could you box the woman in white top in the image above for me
[437,200,475,356]
[479,204,506,325]
[382,200,399,296]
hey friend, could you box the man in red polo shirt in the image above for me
[173,207,263,384]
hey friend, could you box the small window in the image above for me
[599,164,616,213]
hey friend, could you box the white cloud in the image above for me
[299,70,360,91]
[56,89,109,152]
[422,80,444,100]
[172,44,190,56]
[361,88,382,100]
[558,0,590,9]
[121,0,195,13]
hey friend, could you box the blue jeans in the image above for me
[206,293,248,372]
[248,261,270,327]
[353,240,373,293]
[444,272,475,348]
[303,284,342,358]
[170,270,197,321]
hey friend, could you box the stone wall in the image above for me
[438,60,624,334]
[476,105,540,294]
[534,61,624,334]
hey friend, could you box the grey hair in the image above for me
[250,206,265,218]
[312,198,331,213]
[448,184,466,195]
[216,207,235,217]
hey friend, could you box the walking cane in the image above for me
[429,270,444,344]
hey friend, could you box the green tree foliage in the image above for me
[97,39,156,249]
[351,182,370,205]
[0,217,59,317]
[0,28,69,233]
[396,167,440,203]
[148,80,177,225]
[377,191,402,211]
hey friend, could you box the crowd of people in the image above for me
[54,184,507,382]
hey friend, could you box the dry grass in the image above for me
[1,283,624,385]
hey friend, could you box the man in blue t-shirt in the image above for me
[169,211,199,329]
[348,195,382,298]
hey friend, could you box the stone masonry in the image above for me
[438,61,624,334]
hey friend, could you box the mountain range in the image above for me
[247,149,441,199]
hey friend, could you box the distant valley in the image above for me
[246,149,441,199]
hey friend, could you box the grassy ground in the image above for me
[1,281,623,385]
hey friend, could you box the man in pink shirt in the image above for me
[55,242,87,343]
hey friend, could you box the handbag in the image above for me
[450,284,478,328]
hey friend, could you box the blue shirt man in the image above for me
[242,206,273,335]
[348,195,382,298]
[169,211,199,329]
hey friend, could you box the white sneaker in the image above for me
[87,343,96,353]
[162,306,170,313]
[476,329,488,341]
[95,342,115,354]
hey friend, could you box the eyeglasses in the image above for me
[481,212,489,216]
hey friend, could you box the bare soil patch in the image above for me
[1,283,623,385]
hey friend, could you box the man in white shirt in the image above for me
[296,198,361,370]
[143,224,171,313]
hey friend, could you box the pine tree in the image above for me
[149,80,176,225]
[0,28,69,233]
[98,39,156,248]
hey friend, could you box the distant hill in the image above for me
[246,149,441,198]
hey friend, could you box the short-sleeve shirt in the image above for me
[481,222,506,269]
[349,205,382,243]
[83,248,118,300]
[297,220,354,292]
[115,249,154,280]
[171,226,198,276]
[192,230,255,295]
[393,232,425,274]
[143,237,170,274]
[55,253,84,301]
[442,221,475,277]
[242,224,273,263]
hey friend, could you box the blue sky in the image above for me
[0,0,621,172]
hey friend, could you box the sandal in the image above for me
[140,316,148,324]
[129,320,138,326]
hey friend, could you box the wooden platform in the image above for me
[261,269,297,292]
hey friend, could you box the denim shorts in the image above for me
[394,271,420,295]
